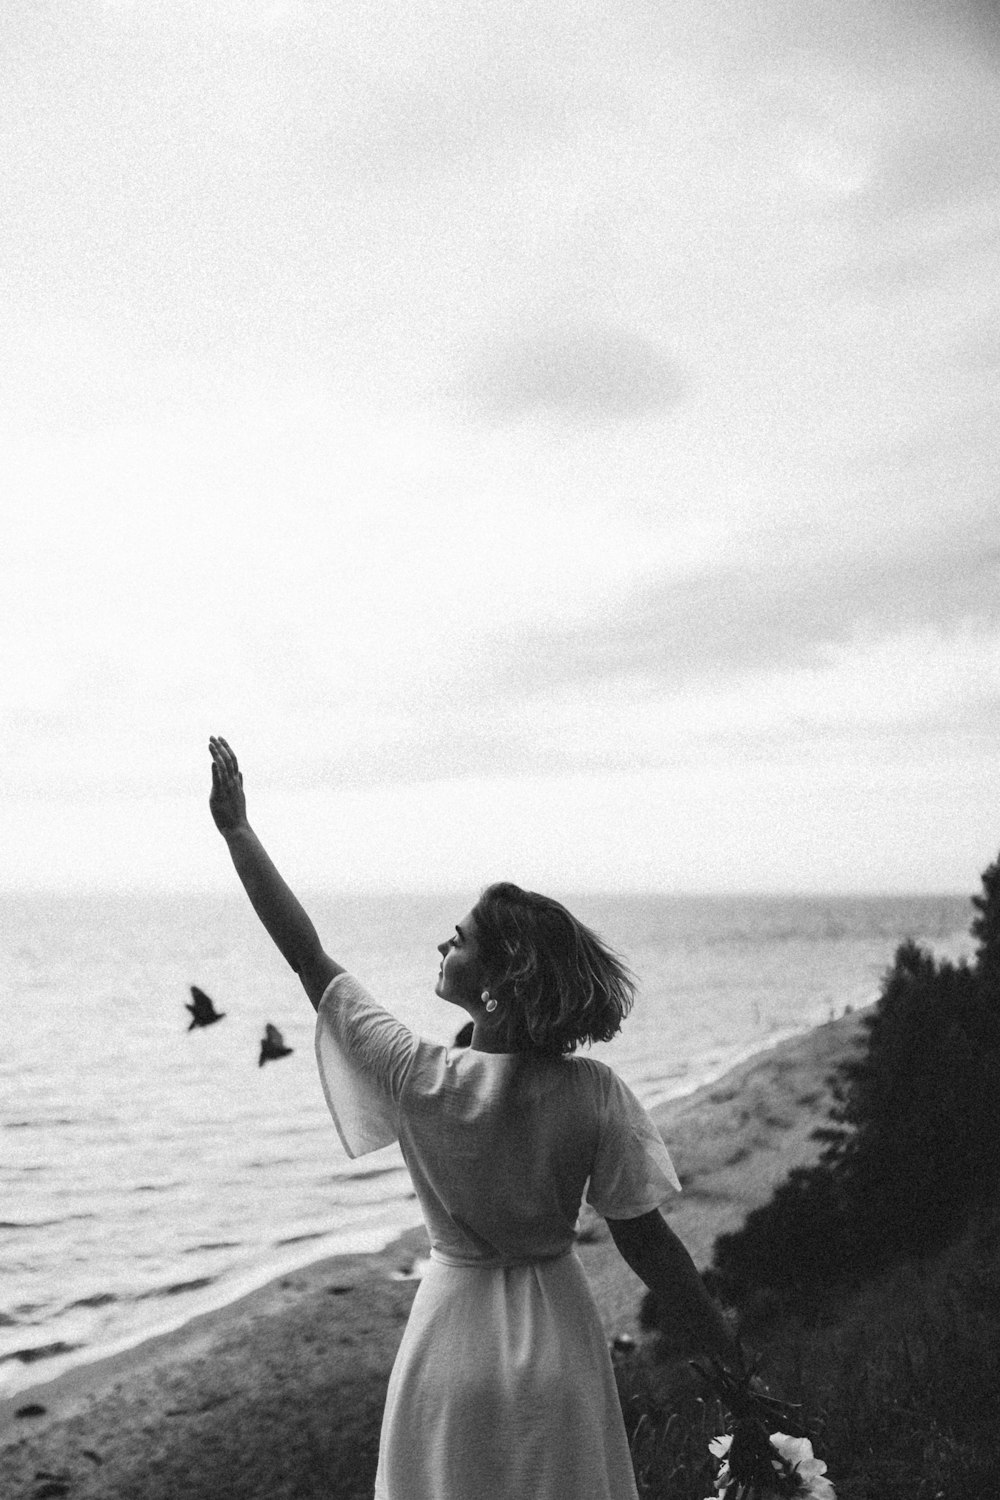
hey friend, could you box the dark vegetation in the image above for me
[620,855,1000,1499]
[711,854,1000,1308]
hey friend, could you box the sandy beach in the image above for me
[0,1009,867,1500]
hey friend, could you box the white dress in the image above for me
[315,973,681,1500]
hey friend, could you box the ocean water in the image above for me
[1,888,975,1398]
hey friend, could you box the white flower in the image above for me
[708,1430,733,1493]
[707,1429,835,1499]
[770,1433,816,1469]
[770,1432,836,1499]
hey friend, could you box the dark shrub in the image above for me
[712,854,1000,1312]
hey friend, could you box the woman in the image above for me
[208,735,739,1499]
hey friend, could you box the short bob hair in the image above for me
[471,882,635,1056]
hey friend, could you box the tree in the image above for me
[971,853,1000,991]
[711,853,1000,1312]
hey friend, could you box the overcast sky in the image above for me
[4,0,999,894]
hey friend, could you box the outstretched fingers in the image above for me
[208,739,226,780]
[208,736,247,835]
[209,735,241,783]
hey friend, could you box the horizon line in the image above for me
[0,882,975,901]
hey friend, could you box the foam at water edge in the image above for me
[0,1216,423,1402]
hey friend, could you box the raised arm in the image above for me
[208,736,343,1010]
[607,1208,740,1367]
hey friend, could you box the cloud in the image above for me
[870,112,1000,220]
[489,530,1000,695]
[246,616,1000,790]
[451,322,687,424]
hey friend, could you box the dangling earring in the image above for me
[482,989,497,1014]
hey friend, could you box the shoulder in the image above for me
[317,971,378,1031]
[316,973,420,1057]
[318,971,368,1011]
[567,1056,658,1123]
[561,1052,617,1103]
[566,1051,616,1080]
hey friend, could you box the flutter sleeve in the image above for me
[314,972,419,1159]
[586,1066,682,1219]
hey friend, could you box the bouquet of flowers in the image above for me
[692,1353,835,1500]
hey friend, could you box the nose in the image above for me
[437,940,448,958]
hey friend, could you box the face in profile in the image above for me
[435,910,486,1010]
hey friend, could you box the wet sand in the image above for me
[0,1009,866,1499]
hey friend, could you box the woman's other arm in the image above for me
[606,1209,740,1367]
[208,736,343,1010]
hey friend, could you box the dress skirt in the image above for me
[374,1248,639,1500]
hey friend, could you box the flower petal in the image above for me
[803,1479,836,1499]
[770,1432,814,1467]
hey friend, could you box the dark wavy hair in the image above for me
[471,882,636,1056]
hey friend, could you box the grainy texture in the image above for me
[0,1010,866,1500]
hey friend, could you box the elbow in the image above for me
[608,1207,695,1284]
[288,929,322,975]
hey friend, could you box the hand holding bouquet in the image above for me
[692,1352,835,1499]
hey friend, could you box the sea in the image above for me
[1,888,976,1400]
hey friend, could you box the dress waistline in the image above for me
[429,1245,574,1270]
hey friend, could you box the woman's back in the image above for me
[402,1047,602,1264]
[316,973,680,1266]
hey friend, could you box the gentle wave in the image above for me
[0,1215,97,1231]
[1,1340,84,1367]
[135,1277,218,1302]
[0,1218,423,1394]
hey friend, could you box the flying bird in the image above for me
[186,985,226,1030]
[259,1023,294,1067]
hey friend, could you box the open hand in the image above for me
[209,736,248,835]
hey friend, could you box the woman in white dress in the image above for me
[208,735,739,1499]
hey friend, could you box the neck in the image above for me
[470,1023,514,1054]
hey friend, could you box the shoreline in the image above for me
[0,1218,425,1409]
[0,1007,869,1498]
